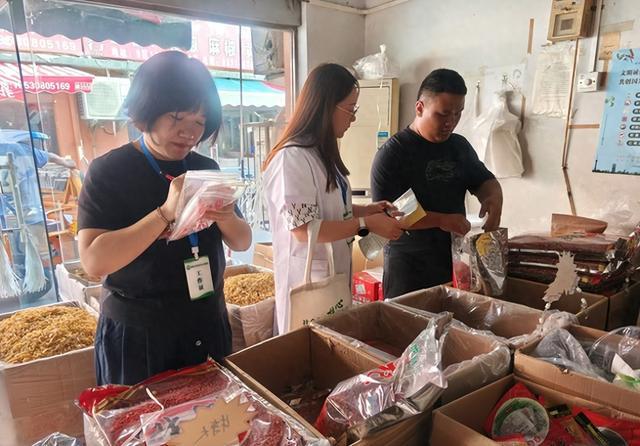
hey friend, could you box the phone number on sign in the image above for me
[23,80,72,91]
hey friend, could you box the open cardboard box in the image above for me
[430,374,640,445]
[502,277,607,329]
[0,301,96,446]
[223,263,275,352]
[225,326,433,446]
[313,302,510,404]
[387,285,544,349]
[514,324,640,417]
[313,301,451,361]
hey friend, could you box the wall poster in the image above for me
[593,48,640,175]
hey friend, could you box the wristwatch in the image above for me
[357,217,370,237]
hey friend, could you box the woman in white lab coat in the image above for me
[262,63,405,334]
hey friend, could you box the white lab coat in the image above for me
[262,145,353,334]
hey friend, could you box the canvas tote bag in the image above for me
[289,220,352,330]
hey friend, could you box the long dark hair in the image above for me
[263,63,358,192]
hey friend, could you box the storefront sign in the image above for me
[593,48,640,175]
[0,62,93,100]
[187,21,254,71]
[83,21,254,71]
[0,30,83,56]
[82,38,166,61]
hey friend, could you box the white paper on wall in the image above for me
[532,41,574,118]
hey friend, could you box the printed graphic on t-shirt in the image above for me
[425,160,458,182]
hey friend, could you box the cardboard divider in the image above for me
[430,374,640,445]
[225,326,433,446]
[435,326,511,404]
[502,277,607,329]
[514,324,640,417]
[313,301,451,361]
[0,301,96,446]
[223,263,275,352]
[604,280,640,330]
[387,285,544,348]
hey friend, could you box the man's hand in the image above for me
[479,196,502,231]
[472,179,503,232]
[438,214,471,235]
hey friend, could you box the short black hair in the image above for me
[417,68,467,101]
[124,51,222,143]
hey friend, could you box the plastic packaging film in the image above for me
[169,171,246,242]
[314,319,446,441]
[452,228,509,297]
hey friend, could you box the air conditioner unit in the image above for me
[77,76,130,120]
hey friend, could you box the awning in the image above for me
[215,78,285,108]
[1,0,192,49]
[0,63,94,100]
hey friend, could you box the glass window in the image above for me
[0,0,295,308]
[0,0,57,313]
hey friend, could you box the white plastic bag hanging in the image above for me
[471,90,524,178]
[169,171,246,242]
[353,44,398,80]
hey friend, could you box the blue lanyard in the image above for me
[336,172,348,206]
[139,137,199,253]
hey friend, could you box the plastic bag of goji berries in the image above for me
[169,170,246,242]
[78,359,329,446]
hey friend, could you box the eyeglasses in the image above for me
[336,104,360,116]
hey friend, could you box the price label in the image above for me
[167,396,255,446]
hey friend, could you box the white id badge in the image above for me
[184,255,214,300]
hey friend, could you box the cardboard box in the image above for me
[314,301,451,361]
[606,279,640,330]
[387,285,544,348]
[223,264,275,352]
[252,241,274,269]
[226,326,432,446]
[500,276,608,329]
[514,324,640,417]
[430,374,640,445]
[0,302,96,446]
[352,270,383,303]
[314,303,510,404]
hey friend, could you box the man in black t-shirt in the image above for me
[371,68,503,298]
